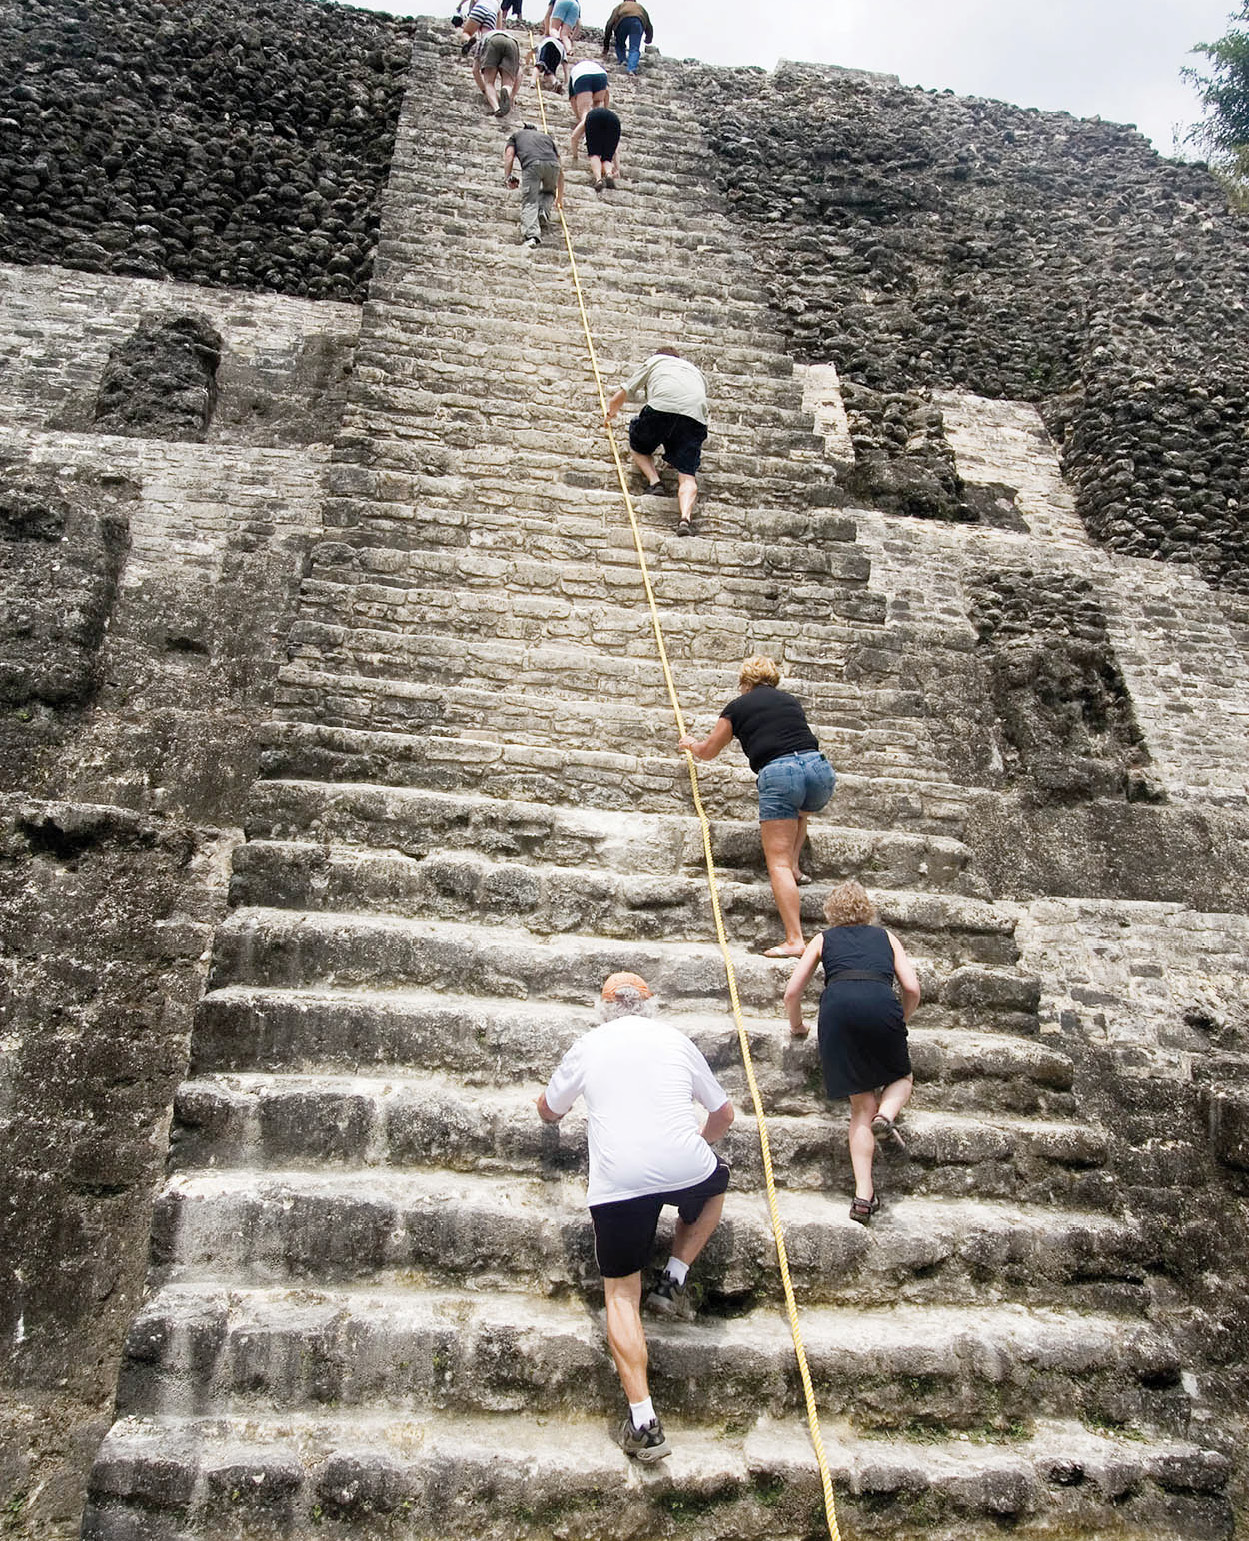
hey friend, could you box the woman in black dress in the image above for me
[784,880,920,1223]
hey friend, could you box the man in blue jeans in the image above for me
[602,0,652,74]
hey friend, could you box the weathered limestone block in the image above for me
[0,465,130,719]
[92,314,222,441]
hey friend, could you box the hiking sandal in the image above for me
[871,1114,906,1151]
[849,1194,880,1224]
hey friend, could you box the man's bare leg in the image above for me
[670,1191,724,1268]
[475,62,500,111]
[630,448,661,488]
[676,472,698,523]
[603,1272,648,1402]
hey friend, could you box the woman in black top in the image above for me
[784,880,920,1223]
[678,655,835,957]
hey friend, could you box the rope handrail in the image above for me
[524,51,842,1541]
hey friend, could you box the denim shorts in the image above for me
[551,0,580,23]
[756,750,836,823]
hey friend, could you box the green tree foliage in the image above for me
[1184,2,1249,207]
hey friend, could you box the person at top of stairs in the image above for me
[568,57,612,155]
[536,971,735,1463]
[583,104,621,189]
[504,122,564,247]
[471,25,522,116]
[500,0,524,23]
[459,0,499,54]
[784,880,921,1223]
[605,346,709,530]
[543,0,582,43]
[680,654,838,954]
[602,0,653,74]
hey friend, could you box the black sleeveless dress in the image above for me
[816,925,910,1099]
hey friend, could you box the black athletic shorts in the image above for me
[590,1158,730,1278]
[628,404,708,476]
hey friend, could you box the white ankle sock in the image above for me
[665,1256,689,1286]
[630,1396,656,1430]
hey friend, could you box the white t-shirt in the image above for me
[544,1015,729,1206]
[569,59,606,91]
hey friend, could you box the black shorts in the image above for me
[628,405,708,476]
[584,108,620,161]
[569,70,609,98]
[590,1159,730,1278]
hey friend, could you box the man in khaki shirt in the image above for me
[606,348,709,533]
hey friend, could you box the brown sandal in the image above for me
[871,1114,906,1151]
[849,1194,880,1224]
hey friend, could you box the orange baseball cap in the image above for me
[601,971,652,1002]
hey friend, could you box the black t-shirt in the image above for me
[720,685,819,774]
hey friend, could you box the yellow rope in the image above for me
[525,52,842,1541]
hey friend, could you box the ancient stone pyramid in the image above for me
[3,6,1248,1540]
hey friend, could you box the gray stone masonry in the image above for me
[77,16,1246,1541]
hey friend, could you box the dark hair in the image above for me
[655,346,681,358]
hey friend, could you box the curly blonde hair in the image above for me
[738,654,781,691]
[823,880,877,928]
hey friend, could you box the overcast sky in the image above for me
[333,0,1236,155]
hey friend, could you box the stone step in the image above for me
[169,1071,1109,1208]
[207,908,1031,1009]
[84,1410,1232,1541]
[192,986,1071,1113]
[322,443,837,517]
[276,635,925,740]
[366,282,805,357]
[118,1282,1182,1436]
[150,1168,1148,1312]
[256,721,974,833]
[368,315,802,382]
[296,571,879,647]
[264,666,947,784]
[359,327,806,400]
[224,842,1008,965]
[348,361,811,438]
[243,780,979,896]
[300,513,871,597]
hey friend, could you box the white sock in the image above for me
[630,1396,656,1430]
[665,1256,689,1286]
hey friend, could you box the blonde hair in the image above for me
[738,654,781,692]
[823,880,877,928]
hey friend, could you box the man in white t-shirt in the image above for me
[537,971,734,1463]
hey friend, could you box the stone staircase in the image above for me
[83,21,1233,1541]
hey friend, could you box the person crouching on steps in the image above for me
[472,25,522,115]
[583,105,621,190]
[605,347,708,533]
[783,880,920,1223]
[536,971,734,1462]
[679,654,836,953]
[503,123,564,249]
